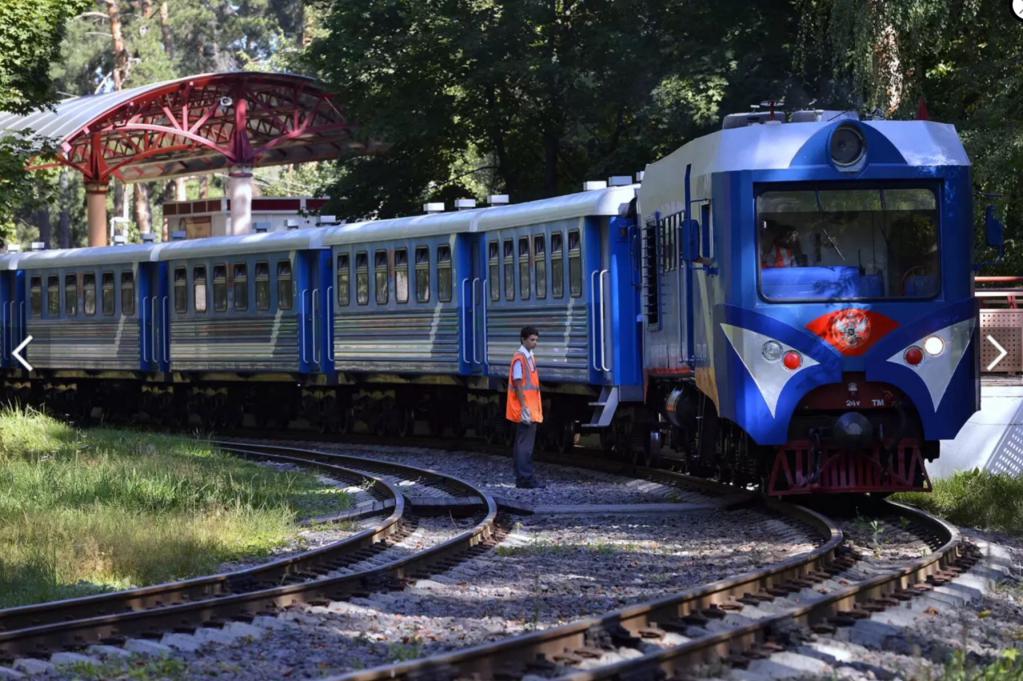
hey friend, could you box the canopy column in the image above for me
[228,164,253,235]
[85,181,109,247]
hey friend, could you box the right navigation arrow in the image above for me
[986,334,1008,371]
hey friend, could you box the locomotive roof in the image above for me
[639,119,969,218]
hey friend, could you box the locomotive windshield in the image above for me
[756,187,939,301]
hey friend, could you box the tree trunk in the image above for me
[36,205,51,249]
[58,170,71,249]
[159,0,174,59]
[199,175,209,199]
[134,182,152,235]
[105,0,130,90]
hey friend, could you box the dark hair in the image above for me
[520,326,539,341]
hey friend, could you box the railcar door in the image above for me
[458,233,486,376]
[0,270,24,369]
[296,249,331,374]
[139,262,169,372]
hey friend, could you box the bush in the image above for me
[895,469,1023,535]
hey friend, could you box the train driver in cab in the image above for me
[761,224,805,268]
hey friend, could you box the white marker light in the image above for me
[923,336,945,356]
[762,340,783,362]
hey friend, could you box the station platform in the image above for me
[934,379,1023,479]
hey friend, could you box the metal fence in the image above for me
[977,276,1023,374]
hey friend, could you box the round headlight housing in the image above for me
[830,125,866,168]
[762,340,783,362]
[924,336,945,356]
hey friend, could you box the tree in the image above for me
[306,0,809,219]
[0,0,88,242]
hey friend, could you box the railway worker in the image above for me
[507,326,545,489]
[761,226,804,268]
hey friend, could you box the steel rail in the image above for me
[0,444,498,662]
[0,448,402,635]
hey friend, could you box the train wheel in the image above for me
[555,419,577,453]
[644,428,663,468]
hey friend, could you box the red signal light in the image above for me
[904,346,924,365]
[782,350,802,370]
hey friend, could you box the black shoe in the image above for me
[516,479,546,489]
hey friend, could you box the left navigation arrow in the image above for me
[12,335,32,371]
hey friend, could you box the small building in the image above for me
[163,197,332,238]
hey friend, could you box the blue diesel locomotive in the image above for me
[0,109,993,496]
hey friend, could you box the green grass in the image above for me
[895,469,1023,535]
[0,407,350,608]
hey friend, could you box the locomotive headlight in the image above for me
[762,340,783,362]
[830,125,866,168]
[924,336,945,356]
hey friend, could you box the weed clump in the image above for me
[895,469,1023,535]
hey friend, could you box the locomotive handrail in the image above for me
[326,286,335,362]
[300,288,308,365]
[312,288,320,365]
[462,276,468,364]
[471,277,481,364]
[482,279,489,367]
[599,268,610,372]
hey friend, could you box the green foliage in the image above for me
[306,0,810,219]
[0,407,350,608]
[895,469,1023,535]
[939,648,1023,681]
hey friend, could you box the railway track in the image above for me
[322,499,976,681]
[0,442,498,663]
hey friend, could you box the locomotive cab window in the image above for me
[212,265,228,312]
[437,245,452,303]
[551,233,564,298]
[173,268,187,313]
[568,229,582,297]
[255,262,270,311]
[375,250,389,305]
[336,254,350,307]
[757,187,939,301]
[488,242,499,302]
[83,273,96,316]
[232,264,248,311]
[355,252,369,305]
[518,237,530,300]
[47,276,59,316]
[395,248,409,304]
[277,262,293,311]
[121,272,134,316]
[64,274,77,316]
[193,267,207,313]
[29,277,41,317]
[415,247,430,303]
[101,272,115,316]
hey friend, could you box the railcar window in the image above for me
[83,273,96,316]
[437,245,452,303]
[701,204,712,258]
[551,233,564,298]
[29,277,41,317]
[64,275,77,316]
[503,240,514,301]
[121,272,135,316]
[233,264,248,311]
[757,187,940,301]
[193,267,207,314]
[488,242,499,301]
[415,247,430,303]
[395,248,409,304]
[101,272,115,316]
[255,263,270,311]
[356,252,369,305]
[534,235,547,299]
[47,276,59,316]
[173,268,187,313]
[336,254,350,306]
[375,250,389,305]
[213,265,228,312]
[518,237,531,300]
[277,262,293,311]
[568,230,582,297]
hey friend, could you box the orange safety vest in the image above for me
[763,245,794,268]
[506,351,543,424]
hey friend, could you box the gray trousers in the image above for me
[513,422,537,483]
